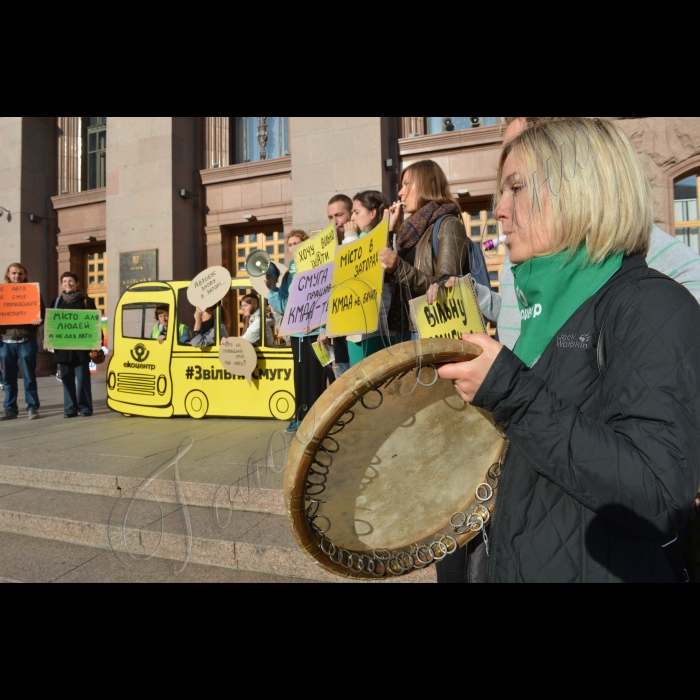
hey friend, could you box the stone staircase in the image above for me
[0,466,435,584]
[0,377,436,584]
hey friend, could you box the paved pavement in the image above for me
[0,372,289,494]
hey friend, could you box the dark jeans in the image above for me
[291,337,328,423]
[0,340,40,413]
[58,361,93,416]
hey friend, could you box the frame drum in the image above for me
[285,339,507,580]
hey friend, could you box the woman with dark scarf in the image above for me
[379,160,469,337]
[52,272,97,418]
[191,305,229,348]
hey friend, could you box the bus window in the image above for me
[122,303,163,341]
[225,289,274,348]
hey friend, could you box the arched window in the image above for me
[675,173,700,253]
[427,117,500,134]
[234,117,289,163]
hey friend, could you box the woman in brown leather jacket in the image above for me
[379,161,469,322]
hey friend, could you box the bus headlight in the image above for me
[108,372,117,391]
[157,375,168,396]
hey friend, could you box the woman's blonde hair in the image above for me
[498,117,653,263]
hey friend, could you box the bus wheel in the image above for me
[269,391,295,421]
[185,390,209,420]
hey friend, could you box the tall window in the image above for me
[87,117,107,190]
[234,117,289,163]
[427,117,500,134]
[675,174,700,253]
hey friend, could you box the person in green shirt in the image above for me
[151,305,192,345]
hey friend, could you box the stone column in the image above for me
[401,117,425,138]
[205,225,232,269]
[58,116,82,195]
[290,117,394,233]
[0,116,55,297]
[0,116,57,376]
[205,117,231,169]
[105,117,202,343]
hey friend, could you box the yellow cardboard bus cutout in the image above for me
[107,278,295,420]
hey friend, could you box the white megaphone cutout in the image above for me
[245,250,287,298]
[246,250,278,278]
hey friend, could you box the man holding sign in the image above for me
[327,192,396,366]
[0,263,44,421]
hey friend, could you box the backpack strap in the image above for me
[54,297,61,309]
[431,216,451,261]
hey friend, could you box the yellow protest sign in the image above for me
[410,276,486,340]
[295,223,338,273]
[326,218,387,337]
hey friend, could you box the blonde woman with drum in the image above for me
[439,118,700,583]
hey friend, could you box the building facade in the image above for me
[1,116,699,367]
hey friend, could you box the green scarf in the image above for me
[512,247,623,367]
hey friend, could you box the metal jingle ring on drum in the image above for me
[395,551,414,573]
[309,464,330,479]
[371,560,387,578]
[416,364,439,388]
[320,537,337,557]
[415,546,435,566]
[475,483,494,504]
[306,502,321,519]
[451,512,468,529]
[310,460,331,477]
[360,389,384,411]
[321,436,340,454]
[348,553,365,573]
[333,548,350,568]
[431,541,449,561]
[440,536,458,555]
[467,514,485,533]
[387,558,405,576]
[310,515,331,535]
[305,483,326,497]
[329,411,355,435]
[307,471,328,487]
[473,505,490,525]
[357,555,375,575]
[488,462,502,481]
[374,548,392,562]
[314,450,333,470]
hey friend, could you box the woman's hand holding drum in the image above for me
[438,333,504,404]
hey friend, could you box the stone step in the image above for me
[0,532,319,584]
[0,464,285,516]
[0,486,436,584]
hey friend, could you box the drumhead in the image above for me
[285,339,505,580]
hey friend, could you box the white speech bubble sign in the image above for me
[218,338,258,386]
[188,267,232,310]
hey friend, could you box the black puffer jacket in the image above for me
[474,256,700,583]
